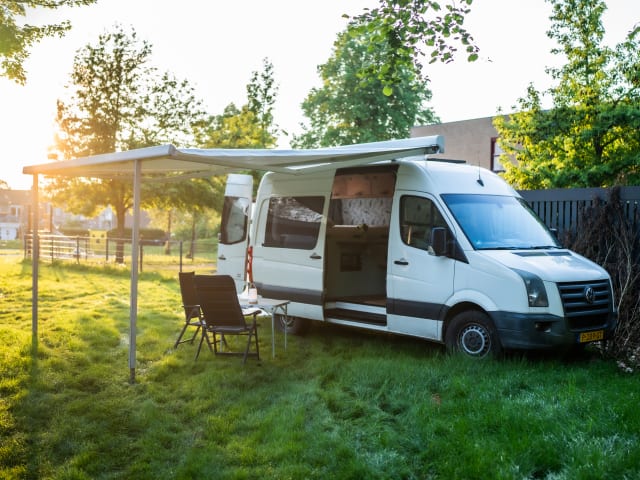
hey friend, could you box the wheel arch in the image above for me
[443,302,488,339]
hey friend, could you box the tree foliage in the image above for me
[495,0,640,189]
[293,20,439,148]
[0,0,97,84]
[247,57,280,148]
[349,0,477,96]
[49,26,207,261]
[194,59,280,201]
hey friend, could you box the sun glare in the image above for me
[0,79,58,190]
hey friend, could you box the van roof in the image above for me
[399,158,519,197]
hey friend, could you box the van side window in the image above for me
[400,196,448,251]
[264,196,325,249]
[219,196,250,245]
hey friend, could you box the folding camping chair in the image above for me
[194,274,261,363]
[175,271,203,348]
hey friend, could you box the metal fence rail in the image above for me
[23,234,218,271]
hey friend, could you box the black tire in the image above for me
[274,314,309,335]
[445,310,502,358]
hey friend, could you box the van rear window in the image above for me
[264,196,325,249]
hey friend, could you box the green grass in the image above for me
[1,255,639,479]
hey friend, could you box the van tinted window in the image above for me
[219,196,250,245]
[400,196,448,251]
[264,196,325,249]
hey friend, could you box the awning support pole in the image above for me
[129,159,142,384]
[31,174,39,354]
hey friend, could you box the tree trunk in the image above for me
[164,209,172,255]
[187,211,198,259]
[115,206,126,264]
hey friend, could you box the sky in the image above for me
[1,0,638,190]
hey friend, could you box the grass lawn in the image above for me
[1,256,639,479]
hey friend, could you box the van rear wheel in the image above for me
[445,311,502,358]
[274,314,309,335]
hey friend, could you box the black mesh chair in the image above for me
[175,271,203,348]
[194,274,261,363]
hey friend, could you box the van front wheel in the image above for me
[274,314,309,335]
[445,311,502,358]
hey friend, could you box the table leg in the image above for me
[271,311,275,358]
[283,305,287,351]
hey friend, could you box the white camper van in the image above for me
[217,138,616,357]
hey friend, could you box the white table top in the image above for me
[237,296,290,309]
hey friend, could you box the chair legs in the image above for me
[242,325,260,364]
[174,322,201,348]
[195,326,260,363]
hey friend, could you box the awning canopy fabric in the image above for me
[22,135,444,180]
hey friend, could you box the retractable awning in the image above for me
[23,136,444,179]
[23,135,444,382]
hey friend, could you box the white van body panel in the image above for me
[386,188,454,340]
[252,171,334,320]
[481,249,610,283]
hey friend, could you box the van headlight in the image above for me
[512,269,548,307]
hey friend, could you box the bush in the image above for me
[563,187,640,369]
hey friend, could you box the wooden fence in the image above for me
[519,186,640,237]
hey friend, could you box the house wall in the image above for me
[0,223,19,240]
[411,116,507,171]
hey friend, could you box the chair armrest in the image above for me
[184,304,202,321]
[242,308,262,317]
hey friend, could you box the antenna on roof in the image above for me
[476,162,484,187]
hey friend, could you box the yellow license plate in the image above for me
[579,330,604,343]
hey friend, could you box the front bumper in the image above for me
[489,311,618,350]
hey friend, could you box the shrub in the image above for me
[563,187,640,369]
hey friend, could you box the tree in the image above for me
[247,57,280,148]
[194,59,280,201]
[293,20,439,148]
[50,25,207,262]
[0,0,97,84]
[349,0,478,95]
[495,0,640,189]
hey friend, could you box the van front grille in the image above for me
[557,280,612,330]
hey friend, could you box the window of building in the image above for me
[491,137,506,173]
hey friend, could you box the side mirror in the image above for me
[430,227,447,256]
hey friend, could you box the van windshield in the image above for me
[441,194,560,250]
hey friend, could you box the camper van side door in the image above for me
[387,192,455,340]
[217,174,254,293]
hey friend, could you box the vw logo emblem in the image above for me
[584,287,595,304]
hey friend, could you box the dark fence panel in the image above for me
[519,186,640,237]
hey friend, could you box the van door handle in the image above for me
[310,253,322,260]
[394,259,409,266]
[218,254,226,260]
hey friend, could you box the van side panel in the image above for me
[252,172,333,320]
